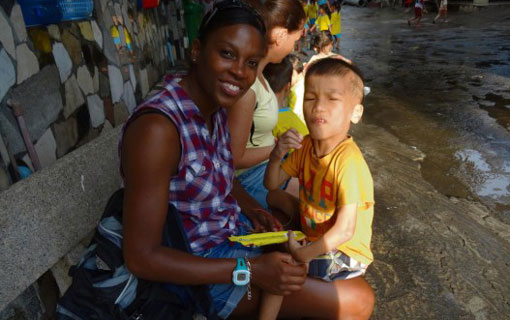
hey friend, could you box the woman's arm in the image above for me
[228,89,271,169]
[122,114,236,284]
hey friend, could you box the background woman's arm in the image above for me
[227,89,273,169]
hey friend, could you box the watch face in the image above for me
[233,270,250,285]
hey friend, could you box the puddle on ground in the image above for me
[455,149,510,199]
[474,93,510,131]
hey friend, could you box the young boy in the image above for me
[260,58,374,320]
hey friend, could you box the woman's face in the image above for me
[194,24,266,108]
[268,26,304,63]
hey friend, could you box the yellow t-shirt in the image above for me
[272,108,309,139]
[316,14,331,32]
[331,11,341,35]
[307,3,318,19]
[281,136,374,265]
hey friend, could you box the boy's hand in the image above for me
[270,129,303,161]
[288,231,308,263]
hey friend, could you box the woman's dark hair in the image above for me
[263,56,293,93]
[257,0,306,35]
[311,31,333,53]
[197,0,267,44]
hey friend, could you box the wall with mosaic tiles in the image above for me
[0,0,191,192]
[0,0,194,318]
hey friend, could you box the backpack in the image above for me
[56,189,217,320]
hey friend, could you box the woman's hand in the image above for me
[244,208,283,232]
[270,128,303,162]
[250,251,307,295]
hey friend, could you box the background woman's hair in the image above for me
[263,56,294,93]
[247,0,306,36]
[197,0,267,45]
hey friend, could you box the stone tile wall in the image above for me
[0,0,192,318]
[0,0,189,190]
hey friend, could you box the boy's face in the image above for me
[303,73,363,143]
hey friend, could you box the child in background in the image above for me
[260,57,375,320]
[408,0,424,27]
[306,31,336,68]
[263,56,309,224]
[297,0,309,52]
[263,57,309,142]
[330,2,342,52]
[287,54,307,122]
[311,6,331,33]
[434,0,448,24]
[307,0,318,27]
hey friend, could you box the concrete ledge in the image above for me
[0,126,122,310]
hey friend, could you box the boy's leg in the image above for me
[259,293,284,320]
[233,276,375,320]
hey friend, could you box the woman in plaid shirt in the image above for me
[119,0,374,319]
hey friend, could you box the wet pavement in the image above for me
[340,5,510,224]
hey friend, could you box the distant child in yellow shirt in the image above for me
[263,56,309,140]
[264,55,309,204]
[307,0,318,26]
[260,57,375,320]
[311,5,331,33]
[330,2,342,52]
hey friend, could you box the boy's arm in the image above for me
[290,203,357,263]
[263,128,302,190]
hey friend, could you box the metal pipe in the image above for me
[7,99,42,171]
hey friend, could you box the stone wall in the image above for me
[0,0,189,191]
[0,0,192,318]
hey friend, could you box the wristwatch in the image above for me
[232,258,250,286]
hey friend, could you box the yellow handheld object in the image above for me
[229,231,306,247]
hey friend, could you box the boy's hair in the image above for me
[311,31,333,52]
[288,53,304,74]
[263,56,293,93]
[305,57,365,104]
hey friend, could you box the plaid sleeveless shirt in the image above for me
[120,75,240,253]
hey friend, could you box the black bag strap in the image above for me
[163,204,218,319]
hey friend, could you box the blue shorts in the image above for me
[236,162,289,209]
[309,18,316,26]
[166,214,261,319]
[237,162,270,209]
[333,33,341,39]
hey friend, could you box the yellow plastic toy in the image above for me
[229,231,306,247]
